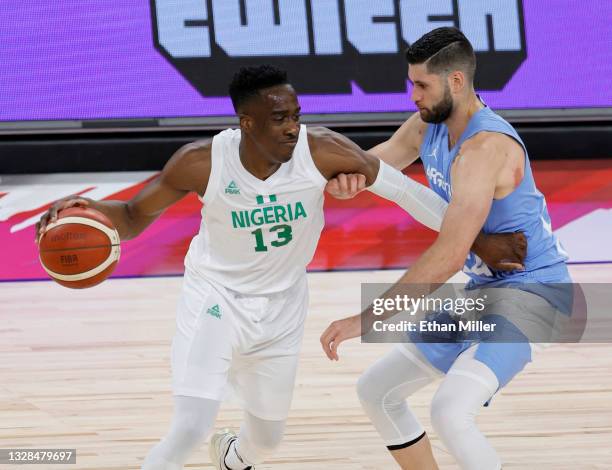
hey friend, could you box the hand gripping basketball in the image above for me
[35,196,92,241]
[36,197,121,289]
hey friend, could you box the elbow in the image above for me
[363,157,381,186]
[120,202,138,241]
[119,231,134,242]
[437,244,468,274]
[448,257,465,274]
[448,245,471,273]
[433,234,470,274]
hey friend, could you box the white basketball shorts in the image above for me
[171,268,309,421]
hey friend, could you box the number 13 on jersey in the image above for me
[251,224,293,252]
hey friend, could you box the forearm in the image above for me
[88,199,151,241]
[366,162,494,255]
[367,161,447,231]
[397,241,463,285]
[362,241,461,327]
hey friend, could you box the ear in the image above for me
[239,113,253,133]
[448,70,465,94]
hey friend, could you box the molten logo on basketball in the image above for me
[151,0,526,95]
[50,232,86,243]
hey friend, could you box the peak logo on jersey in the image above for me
[231,201,307,228]
[152,0,525,96]
[206,304,222,319]
[225,181,240,195]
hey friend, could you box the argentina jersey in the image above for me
[419,103,570,289]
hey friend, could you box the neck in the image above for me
[445,92,483,149]
[239,135,281,180]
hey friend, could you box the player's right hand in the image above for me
[325,173,367,199]
[35,195,92,243]
[473,231,527,272]
[320,314,362,361]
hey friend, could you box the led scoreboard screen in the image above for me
[0,1,610,129]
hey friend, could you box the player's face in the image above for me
[248,85,301,163]
[408,64,453,124]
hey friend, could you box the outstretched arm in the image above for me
[36,140,212,241]
[308,126,447,231]
[319,122,526,271]
[320,136,507,360]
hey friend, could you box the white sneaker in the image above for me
[209,428,251,470]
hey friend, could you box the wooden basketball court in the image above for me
[1,265,611,469]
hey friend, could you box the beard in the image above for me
[419,85,453,124]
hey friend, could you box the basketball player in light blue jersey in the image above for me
[322,27,570,470]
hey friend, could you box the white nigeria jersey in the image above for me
[185,125,327,294]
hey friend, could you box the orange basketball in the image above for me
[38,206,121,289]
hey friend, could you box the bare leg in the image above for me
[390,434,439,470]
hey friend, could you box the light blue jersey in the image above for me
[420,103,570,287]
[414,102,572,389]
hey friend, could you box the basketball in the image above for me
[38,206,121,289]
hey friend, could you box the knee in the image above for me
[250,427,284,454]
[167,396,219,446]
[238,435,282,465]
[356,369,390,408]
[357,370,407,414]
[430,397,473,438]
[175,420,210,446]
[169,408,214,447]
[238,418,285,464]
[356,371,378,407]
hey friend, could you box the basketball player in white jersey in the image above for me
[37,65,524,470]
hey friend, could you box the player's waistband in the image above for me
[184,265,308,299]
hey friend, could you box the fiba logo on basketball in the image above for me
[60,254,79,266]
[151,0,526,96]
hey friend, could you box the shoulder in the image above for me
[398,112,428,142]
[385,112,429,157]
[460,131,521,155]
[165,139,212,175]
[456,132,523,175]
[459,132,520,166]
[307,126,339,145]
[306,126,356,156]
[162,138,213,195]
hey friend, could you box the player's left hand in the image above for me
[320,314,362,361]
[325,173,367,199]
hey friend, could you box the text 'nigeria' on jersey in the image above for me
[231,197,307,229]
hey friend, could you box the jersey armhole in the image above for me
[496,131,530,198]
[300,125,329,190]
[418,124,434,159]
[201,134,222,206]
[464,128,530,201]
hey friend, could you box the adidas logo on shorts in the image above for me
[206,304,222,319]
[225,181,240,195]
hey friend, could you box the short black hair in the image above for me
[228,65,289,112]
[405,27,476,82]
